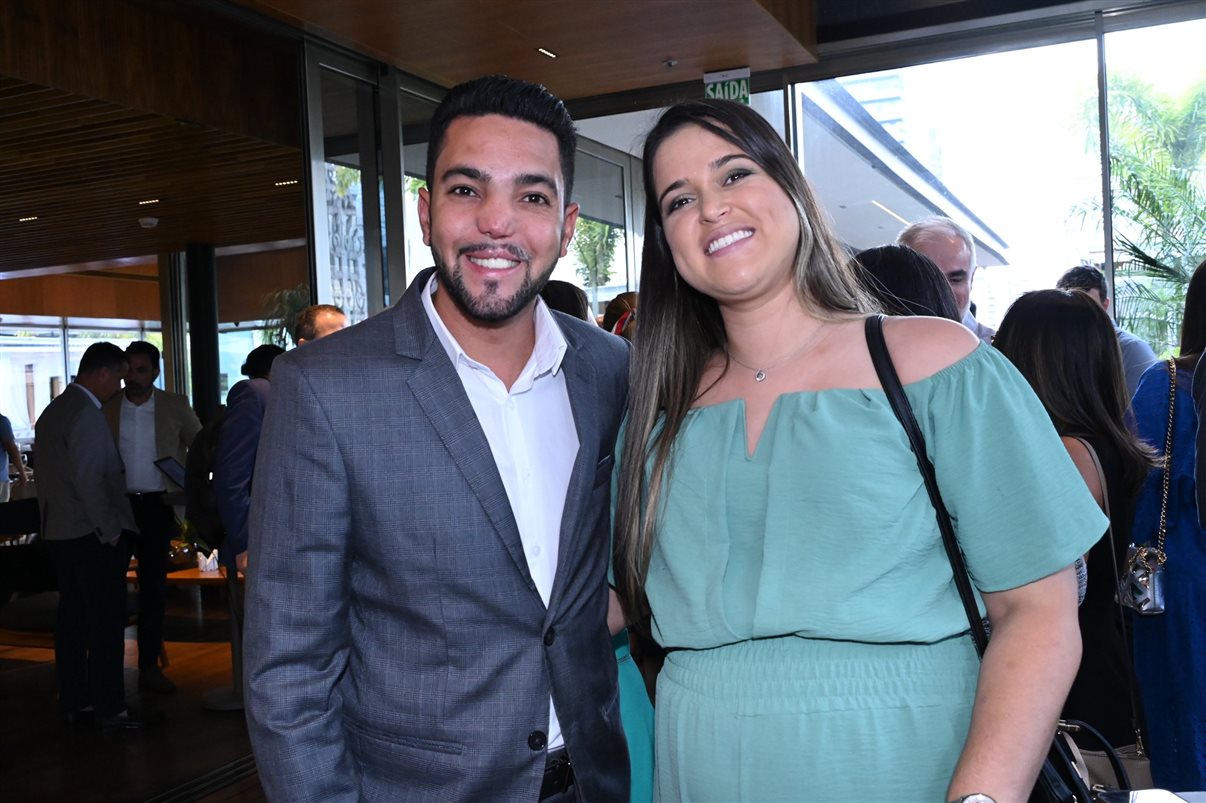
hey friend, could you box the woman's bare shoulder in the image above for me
[881,315,981,385]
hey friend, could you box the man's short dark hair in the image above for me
[77,342,128,376]
[293,304,345,345]
[242,344,285,379]
[1056,265,1109,299]
[125,340,161,366]
[425,75,577,205]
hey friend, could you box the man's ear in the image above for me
[418,187,433,246]
[559,202,581,258]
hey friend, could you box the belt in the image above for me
[538,748,574,800]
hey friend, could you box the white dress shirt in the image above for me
[119,394,163,493]
[421,274,579,751]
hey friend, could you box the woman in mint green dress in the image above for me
[612,100,1105,803]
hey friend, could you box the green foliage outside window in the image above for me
[572,218,619,288]
[1081,76,1206,355]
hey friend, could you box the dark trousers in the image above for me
[51,533,130,717]
[127,493,177,671]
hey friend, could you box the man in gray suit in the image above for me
[36,342,141,728]
[244,75,630,801]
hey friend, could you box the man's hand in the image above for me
[236,550,249,576]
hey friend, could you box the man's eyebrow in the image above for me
[514,172,558,193]
[440,165,487,185]
[657,153,750,208]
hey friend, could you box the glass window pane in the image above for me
[0,326,65,441]
[798,39,1103,331]
[400,91,438,288]
[320,69,382,324]
[218,328,270,396]
[1105,17,1206,355]
[66,330,139,382]
[559,151,629,317]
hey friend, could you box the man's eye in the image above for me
[450,186,476,197]
[522,193,550,205]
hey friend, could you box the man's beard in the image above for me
[434,242,558,324]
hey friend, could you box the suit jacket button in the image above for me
[528,730,547,751]
[543,627,556,646]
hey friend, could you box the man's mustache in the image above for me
[457,243,531,262]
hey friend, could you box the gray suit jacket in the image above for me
[35,384,136,543]
[244,269,630,802]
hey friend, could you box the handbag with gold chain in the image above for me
[1118,358,1176,616]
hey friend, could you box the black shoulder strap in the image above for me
[864,315,990,658]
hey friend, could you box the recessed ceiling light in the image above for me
[18,216,37,222]
[139,198,159,205]
[537,47,557,59]
[275,179,299,187]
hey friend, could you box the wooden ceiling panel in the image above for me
[234,0,817,100]
[0,76,305,276]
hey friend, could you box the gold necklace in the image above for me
[727,323,828,382]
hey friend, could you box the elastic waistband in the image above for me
[661,635,978,713]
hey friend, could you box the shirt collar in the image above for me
[420,273,569,379]
[73,383,101,408]
[121,392,154,411]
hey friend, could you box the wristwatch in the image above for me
[949,795,997,803]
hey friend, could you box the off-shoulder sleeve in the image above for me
[912,344,1107,593]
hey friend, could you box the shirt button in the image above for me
[530,545,541,557]
[528,730,547,750]
[544,627,556,647]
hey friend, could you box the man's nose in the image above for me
[476,196,515,238]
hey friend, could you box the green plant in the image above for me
[1079,76,1206,354]
[260,284,311,347]
[572,218,620,288]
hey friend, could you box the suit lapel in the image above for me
[396,271,540,599]
[547,328,600,613]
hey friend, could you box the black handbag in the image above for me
[864,315,1094,803]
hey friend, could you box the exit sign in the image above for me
[703,68,751,104]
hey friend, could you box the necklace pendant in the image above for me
[754,370,767,382]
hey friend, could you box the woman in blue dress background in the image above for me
[1130,258,1206,791]
[612,99,1104,802]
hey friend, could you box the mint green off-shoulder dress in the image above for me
[637,344,1106,802]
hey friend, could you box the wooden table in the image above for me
[126,566,235,587]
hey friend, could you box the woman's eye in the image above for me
[724,169,752,185]
[665,196,691,215]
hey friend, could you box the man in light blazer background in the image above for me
[36,342,141,728]
[103,340,202,694]
[244,75,630,801]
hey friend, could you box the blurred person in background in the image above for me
[994,290,1154,753]
[1131,258,1206,790]
[1056,265,1157,396]
[102,340,201,694]
[898,216,994,342]
[851,244,960,321]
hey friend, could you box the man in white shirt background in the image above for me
[102,340,201,695]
